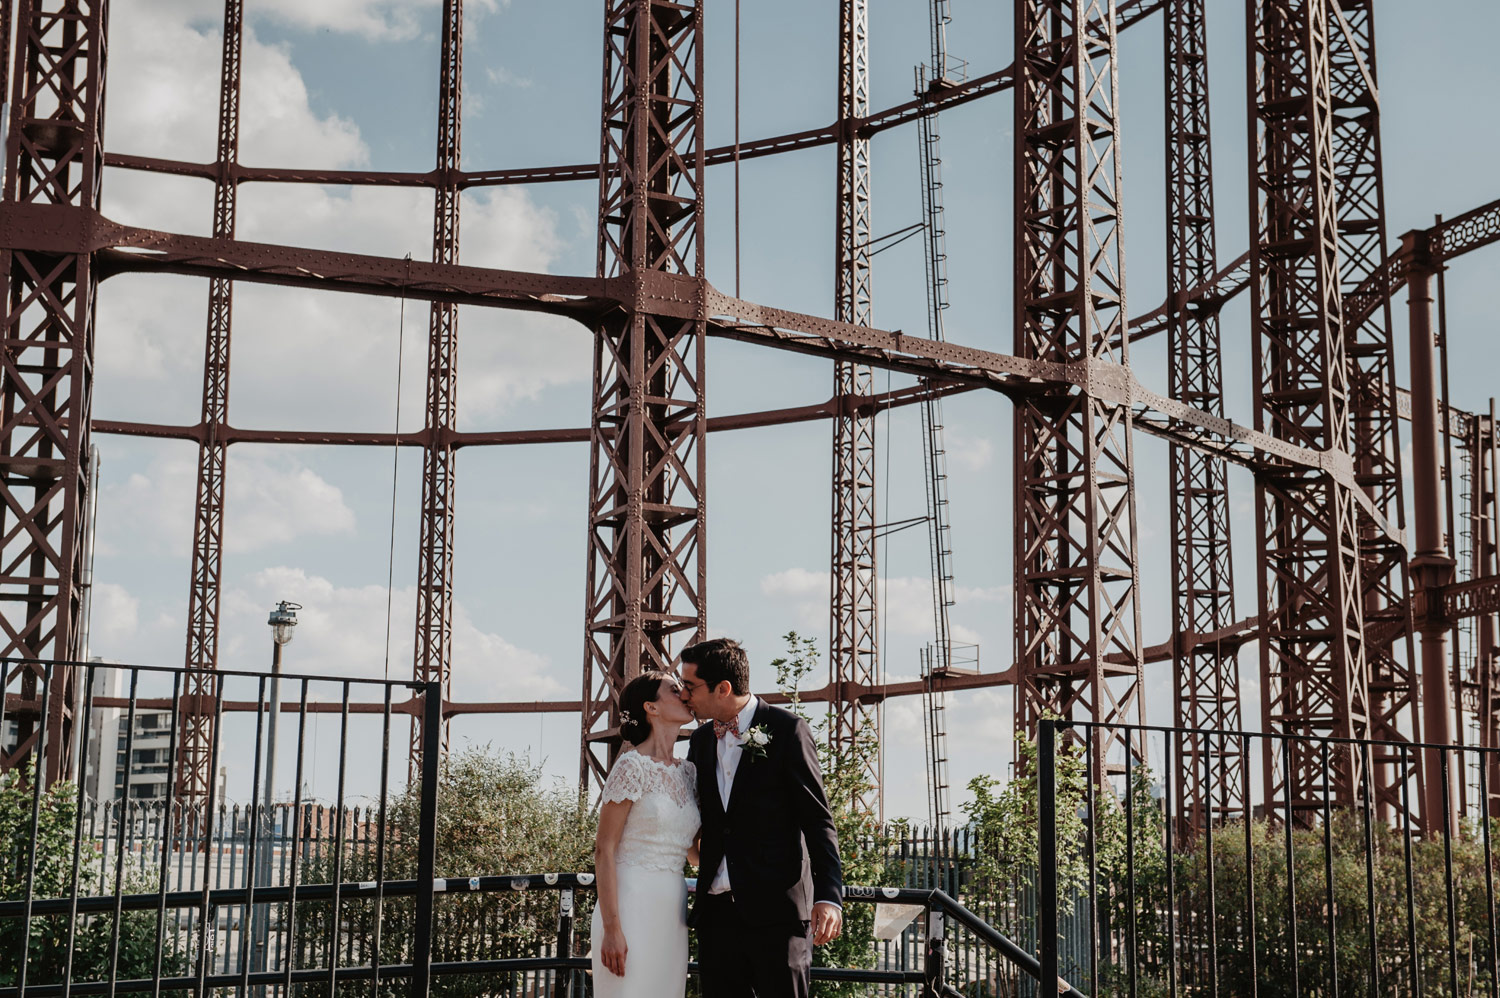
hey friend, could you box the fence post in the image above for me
[922,902,946,998]
[409,682,442,998]
[1038,718,1059,996]
[557,887,576,998]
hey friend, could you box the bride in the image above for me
[591,671,700,997]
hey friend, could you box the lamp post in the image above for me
[253,600,298,982]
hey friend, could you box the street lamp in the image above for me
[253,600,299,982]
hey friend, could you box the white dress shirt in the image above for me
[708,696,760,894]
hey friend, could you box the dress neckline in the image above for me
[624,748,685,770]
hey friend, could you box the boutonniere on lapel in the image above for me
[741,723,772,762]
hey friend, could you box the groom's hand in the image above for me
[811,901,843,946]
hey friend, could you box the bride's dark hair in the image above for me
[618,671,671,746]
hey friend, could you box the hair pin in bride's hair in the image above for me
[619,709,636,727]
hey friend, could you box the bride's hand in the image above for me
[601,926,628,977]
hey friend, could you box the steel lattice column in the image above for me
[1164,0,1242,826]
[410,0,463,782]
[1327,0,1416,820]
[179,0,243,801]
[1013,0,1145,780]
[0,0,111,784]
[1247,0,1370,819]
[580,0,706,789]
[830,0,880,813]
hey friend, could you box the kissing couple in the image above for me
[590,637,845,998]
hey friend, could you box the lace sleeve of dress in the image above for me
[683,759,699,805]
[601,751,648,805]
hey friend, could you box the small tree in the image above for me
[294,747,597,996]
[770,630,906,998]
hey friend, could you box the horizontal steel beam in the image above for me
[96,1,1164,193]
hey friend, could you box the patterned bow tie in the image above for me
[713,719,742,740]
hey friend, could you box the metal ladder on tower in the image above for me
[916,0,969,832]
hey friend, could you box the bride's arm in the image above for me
[687,835,700,868]
[595,800,633,977]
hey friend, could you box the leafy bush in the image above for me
[294,747,596,996]
[0,765,188,990]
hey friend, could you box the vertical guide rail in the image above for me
[580,0,708,790]
[1013,0,1145,779]
[180,0,245,801]
[916,0,958,830]
[411,0,464,780]
[0,0,112,784]
[829,0,881,815]
[1163,0,1243,827]
[1246,0,1369,819]
[411,681,443,998]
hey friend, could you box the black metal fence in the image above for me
[1,659,1068,997]
[1036,718,1500,998]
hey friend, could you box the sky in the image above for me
[87,0,1500,821]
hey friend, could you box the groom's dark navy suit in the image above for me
[689,699,842,998]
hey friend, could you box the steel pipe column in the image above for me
[830,0,881,815]
[1401,230,1457,831]
[1247,0,1370,819]
[411,0,464,780]
[1164,0,1242,827]
[180,0,244,801]
[1013,0,1145,780]
[580,0,707,789]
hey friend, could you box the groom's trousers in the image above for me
[695,892,811,998]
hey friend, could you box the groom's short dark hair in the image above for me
[681,637,750,696]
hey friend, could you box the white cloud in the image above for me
[88,583,141,650]
[96,6,586,432]
[219,566,564,700]
[98,451,356,558]
[760,568,1009,640]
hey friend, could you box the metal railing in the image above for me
[1037,718,1500,998]
[2,659,1066,997]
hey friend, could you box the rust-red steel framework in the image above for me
[1,0,1500,829]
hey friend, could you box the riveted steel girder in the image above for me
[410,0,464,782]
[580,0,707,791]
[179,0,244,802]
[1013,0,1145,781]
[1248,0,1370,820]
[1165,0,1242,827]
[0,0,111,785]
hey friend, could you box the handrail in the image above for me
[0,873,1080,997]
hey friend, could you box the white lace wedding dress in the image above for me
[591,749,700,998]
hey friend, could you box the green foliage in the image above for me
[0,765,187,990]
[771,630,906,998]
[295,746,597,996]
[960,727,1500,997]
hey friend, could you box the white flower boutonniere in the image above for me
[741,723,772,762]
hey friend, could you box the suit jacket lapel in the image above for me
[724,701,769,816]
[693,725,724,818]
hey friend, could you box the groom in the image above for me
[680,637,843,998]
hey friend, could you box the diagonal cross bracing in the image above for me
[1013,0,1145,781]
[180,0,244,802]
[1248,0,1370,820]
[0,0,110,784]
[1164,0,1242,827]
[830,0,881,818]
[411,0,464,782]
[1327,0,1416,821]
[580,0,708,792]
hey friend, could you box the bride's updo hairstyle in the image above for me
[618,671,671,745]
